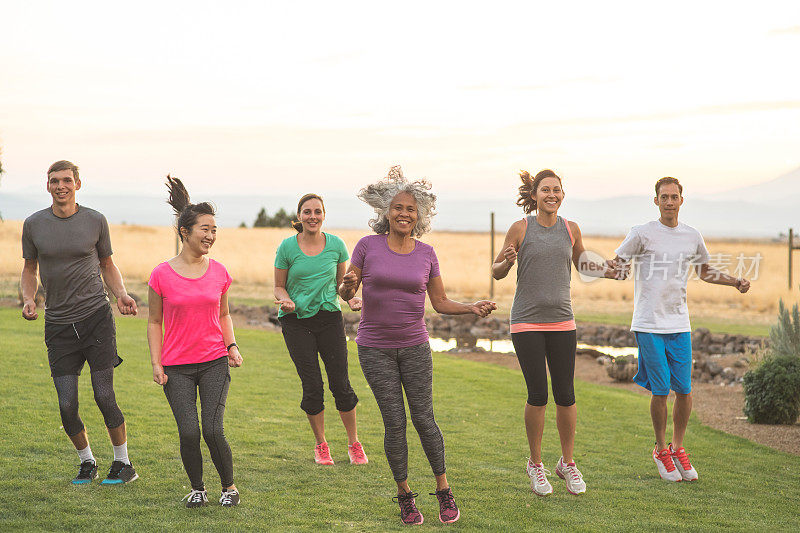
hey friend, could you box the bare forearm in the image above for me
[492,260,512,280]
[701,270,738,286]
[146,322,163,367]
[21,269,38,302]
[274,286,290,301]
[101,265,128,299]
[220,314,236,347]
[432,298,473,315]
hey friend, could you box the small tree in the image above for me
[239,221,247,228]
[271,207,292,228]
[253,207,269,228]
[769,300,800,358]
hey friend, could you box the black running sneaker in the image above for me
[183,489,209,508]
[101,461,138,485]
[219,489,240,507]
[72,461,98,484]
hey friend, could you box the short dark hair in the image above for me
[47,160,79,180]
[655,176,682,195]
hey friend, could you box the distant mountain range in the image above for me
[2,168,798,238]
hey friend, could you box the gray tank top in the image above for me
[510,215,574,325]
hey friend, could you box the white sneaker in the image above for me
[653,445,682,482]
[555,457,586,495]
[526,459,553,496]
[670,444,698,481]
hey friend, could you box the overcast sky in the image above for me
[1,0,799,199]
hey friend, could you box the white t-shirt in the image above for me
[615,220,710,334]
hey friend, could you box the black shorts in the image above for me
[45,304,122,377]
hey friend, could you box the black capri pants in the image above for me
[511,330,577,407]
[279,310,358,415]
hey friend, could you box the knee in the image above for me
[93,389,117,411]
[58,397,79,417]
[178,424,202,445]
[553,386,575,407]
[202,422,225,443]
[410,411,437,432]
[527,393,548,407]
[300,397,324,415]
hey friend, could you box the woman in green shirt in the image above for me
[274,193,368,466]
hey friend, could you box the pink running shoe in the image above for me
[314,442,334,465]
[430,487,460,524]
[348,441,368,465]
[392,491,424,525]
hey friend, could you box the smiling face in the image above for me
[535,177,564,214]
[388,191,418,236]
[47,169,81,206]
[181,214,217,255]
[299,198,325,233]
[654,182,683,220]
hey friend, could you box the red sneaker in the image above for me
[392,491,424,525]
[430,487,460,524]
[348,441,368,465]
[670,444,698,481]
[652,444,681,482]
[314,442,334,465]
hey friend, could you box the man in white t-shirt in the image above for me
[614,177,750,482]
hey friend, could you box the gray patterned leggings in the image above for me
[357,342,445,482]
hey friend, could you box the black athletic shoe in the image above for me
[72,461,98,484]
[183,489,209,508]
[101,461,138,485]
[219,489,240,507]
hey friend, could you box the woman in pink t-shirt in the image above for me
[147,176,243,508]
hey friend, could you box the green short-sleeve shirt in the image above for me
[274,233,349,319]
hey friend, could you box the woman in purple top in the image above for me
[339,166,496,526]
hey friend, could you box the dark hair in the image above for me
[291,193,325,232]
[655,176,683,196]
[165,175,216,241]
[47,160,80,180]
[516,169,562,214]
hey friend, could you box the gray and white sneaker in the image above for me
[526,459,553,496]
[555,457,586,495]
[182,489,209,508]
[220,489,240,507]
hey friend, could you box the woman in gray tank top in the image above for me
[492,169,622,497]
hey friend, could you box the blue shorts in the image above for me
[633,332,692,395]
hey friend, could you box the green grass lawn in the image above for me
[0,307,797,532]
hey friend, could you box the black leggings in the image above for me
[279,310,358,416]
[511,330,577,407]
[163,357,233,490]
[53,367,125,437]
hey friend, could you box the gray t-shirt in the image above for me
[22,205,113,324]
[615,220,710,334]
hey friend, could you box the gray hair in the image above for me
[358,166,437,237]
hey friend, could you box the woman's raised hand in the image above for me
[502,245,518,265]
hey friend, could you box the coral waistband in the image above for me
[510,320,577,333]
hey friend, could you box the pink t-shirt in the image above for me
[148,259,233,366]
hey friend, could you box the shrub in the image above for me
[743,355,800,424]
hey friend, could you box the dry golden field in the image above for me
[1,219,798,326]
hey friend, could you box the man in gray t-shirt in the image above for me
[614,177,750,484]
[20,160,139,485]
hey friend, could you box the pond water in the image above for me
[427,337,638,358]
